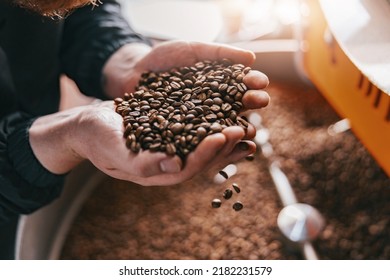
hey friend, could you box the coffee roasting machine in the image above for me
[267,0,390,259]
[301,0,390,177]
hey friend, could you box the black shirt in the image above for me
[0,0,149,223]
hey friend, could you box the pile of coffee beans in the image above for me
[114,59,251,159]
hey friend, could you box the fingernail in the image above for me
[160,158,182,173]
[237,141,249,151]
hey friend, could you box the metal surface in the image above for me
[319,0,390,94]
[277,203,325,243]
[15,162,106,259]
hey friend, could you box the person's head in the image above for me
[13,0,100,17]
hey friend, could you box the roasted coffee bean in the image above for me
[223,189,233,199]
[125,134,135,149]
[148,142,161,151]
[114,97,123,105]
[210,81,219,91]
[245,155,255,161]
[124,124,133,138]
[115,59,252,158]
[233,201,243,211]
[205,113,217,122]
[218,83,228,93]
[166,143,176,155]
[211,199,222,208]
[210,104,221,113]
[221,103,232,112]
[210,123,223,133]
[196,127,207,140]
[219,170,229,179]
[237,116,249,128]
[232,183,241,193]
[243,66,251,74]
[203,98,214,106]
[170,123,184,135]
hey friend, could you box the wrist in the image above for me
[29,107,88,174]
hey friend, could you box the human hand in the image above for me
[65,101,255,186]
[136,40,270,108]
[104,40,270,112]
[97,40,271,185]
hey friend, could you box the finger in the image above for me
[242,89,270,110]
[116,150,183,181]
[183,132,226,172]
[201,126,246,171]
[188,41,256,65]
[243,123,256,140]
[218,126,246,155]
[243,70,269,89]
[205,140,256,172]
[226,140,257,162]
[140,151,183,176]
[148,133,227,185]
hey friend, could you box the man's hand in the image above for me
[30,40,270,186]
[29,101,257,186]
[103,40,270,112]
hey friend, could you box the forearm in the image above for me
[61,0,151,99]
[0,112,65,220]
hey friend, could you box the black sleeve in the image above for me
[60,0,151,99]
[0,113,64,224]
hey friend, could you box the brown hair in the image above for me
[13,0,101,18]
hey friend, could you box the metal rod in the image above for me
[269,161,298,206]
[302,242,319,260]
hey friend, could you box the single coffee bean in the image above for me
[149,142,161,151]
[210,122,223,133]
[245,155,255,161]
[218,83,228,92]
[114,97,123,105]
[125,134,135,149]
[205,113,217,122]
[170,123,184,135]
[223,189,233,199]
[221,103,232,112]
[124,124,133,138]
[196,127,207,140]
[237,83,247,93]
[166,143,176,155]
[211,199,222,208]
[219,170,229,179]
[232,183,241,193]
[233,201,243,211]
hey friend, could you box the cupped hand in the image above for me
[130,40,270,111]
[98,40,271,185]
[74,101,256,186]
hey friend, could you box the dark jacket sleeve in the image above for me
[60,0,151,99]
[0,113,64,224]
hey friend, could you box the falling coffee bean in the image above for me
[211,199,222,208]
[223,189,233,199]
[245,155,255,161]
[232,183,241,193]
[218,170,229,180]
[233,201,244,211]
